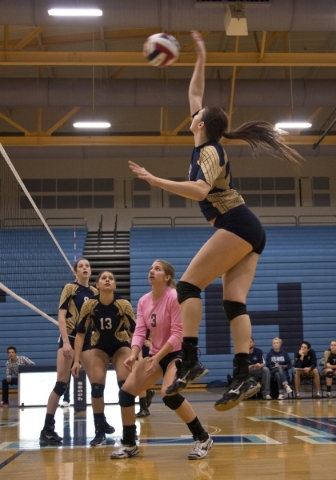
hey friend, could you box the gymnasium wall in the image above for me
[8,154,336,231]
[0,228,87,382]
[130,226,336,383]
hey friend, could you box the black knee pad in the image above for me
[118,380,126,389]
[326,371,333,378]
[162,394,185,410]
[176,281,201,305]
[119,388,136,407]
[53,381,68,396]
[91,383,105,398]
[223,300,248,321]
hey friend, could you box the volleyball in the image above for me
[143,33,180,68]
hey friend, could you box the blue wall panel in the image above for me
[130,226,336,383]
[0,228,88,381]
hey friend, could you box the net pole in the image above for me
[0,282,59,326]
[0,144,73,273]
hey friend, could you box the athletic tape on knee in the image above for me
[326,371,333,378]
[53,381,68,396]
[162,394,185,410]
[176,281,201,304]
[223,300,247,321]
[119,388,136,407]
[91,383,105,398]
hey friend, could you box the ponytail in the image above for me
[201,106,303,169]
[223,121,303,169]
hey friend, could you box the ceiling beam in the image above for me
[13,26,46,51]
[1,51,336,67]
[0,28,161,49]
[0,113,31,135]
[0,135,332,147]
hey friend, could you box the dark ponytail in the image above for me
[223,120,303,169]
[202,107,303,169]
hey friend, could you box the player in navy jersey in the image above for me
[72,270,136,447]
[129,30,303,412]
[39,259,112,444]
[322,340,336,398]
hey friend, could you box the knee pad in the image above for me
[118,380,125,389]
[223,300,248,321]
[162,394,185,411]
[53,381,68,396]
[326,371,333,378]
[91,383,105,399]
[119,388,136,408]
[176,281,201,305]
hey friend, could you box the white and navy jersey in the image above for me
[59,282,98,336]
[77,294,136,348]
[6,356,35,377]
[189,140,244,222]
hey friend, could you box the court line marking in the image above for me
[0,450,24,470]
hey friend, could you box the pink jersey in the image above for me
[131,287,182,355]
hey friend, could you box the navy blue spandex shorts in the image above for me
[214,204,266,255]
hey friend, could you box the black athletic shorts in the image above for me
[91,341,131,358]
[150,350,182,375]
[214,204,266,254]
[58,334,91,352]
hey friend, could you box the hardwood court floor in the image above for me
[1,389,336,480]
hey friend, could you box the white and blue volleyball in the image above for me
[144,33,180,68]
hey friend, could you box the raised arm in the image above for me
[188,31,206,116]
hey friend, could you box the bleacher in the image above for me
[130,225,336,383]
[0,227,88,380]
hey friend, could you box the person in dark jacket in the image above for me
[266,337,292,400]
[248,338,271,400]
[293,341,321,398]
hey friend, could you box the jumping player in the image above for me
[129,31,303,412]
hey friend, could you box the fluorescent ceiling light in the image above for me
[73,122,111,129]
[275,122,312,129]
[48,8,103,17]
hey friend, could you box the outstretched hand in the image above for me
[191,30,206,57]
[128,161,157,186]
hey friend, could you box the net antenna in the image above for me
[0,143,75,326]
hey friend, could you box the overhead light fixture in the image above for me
[275,122,312,130]
[73,122,111,129]
[48,8,103,17]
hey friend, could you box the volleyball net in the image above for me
[0,144,74,323]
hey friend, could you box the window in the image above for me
[132,179,150,208]
[94,195,114,208]
[21,178,114,209]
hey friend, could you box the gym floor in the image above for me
[1,387,336,479]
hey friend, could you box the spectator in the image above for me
[266,337,292,400]
[322,340,336,398]
[248,338,271,400]
[293,341,321,398]
[1,346,35,407]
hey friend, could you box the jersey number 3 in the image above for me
[151,313,156,328]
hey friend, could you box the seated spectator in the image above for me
[1,346,35,407]
[322,340,336,398]
[248,337,271,400]
[266,337,292,400]
[293,341,321,398]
